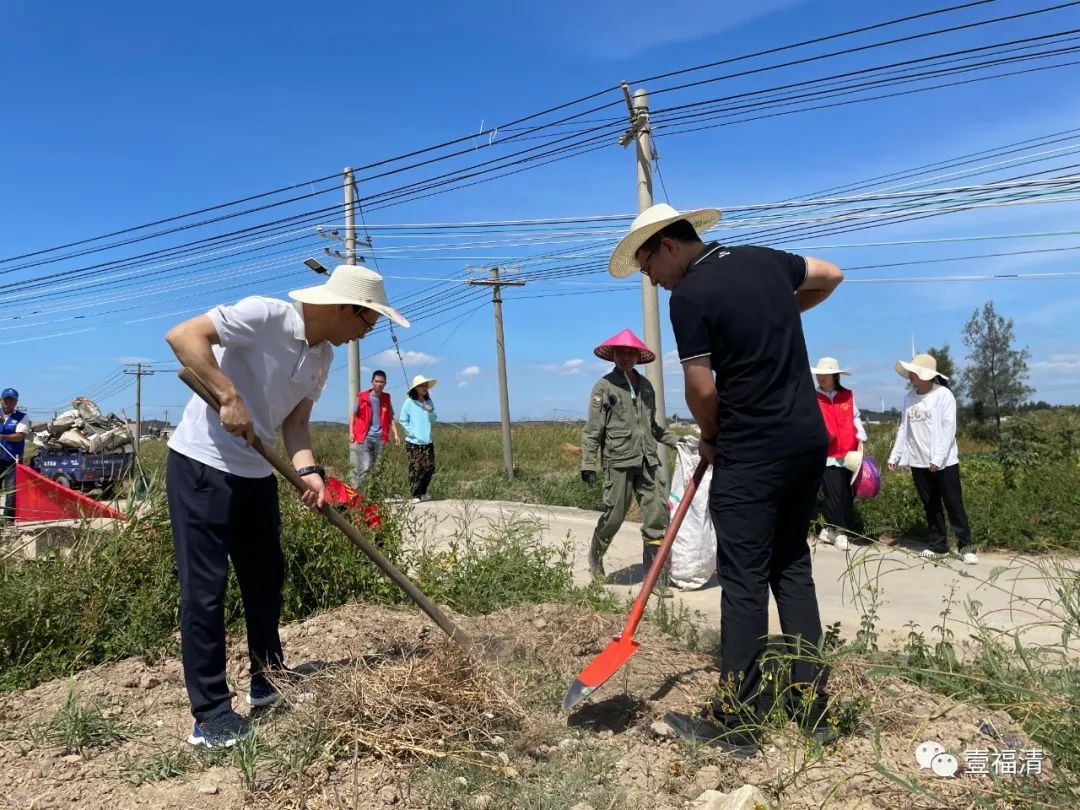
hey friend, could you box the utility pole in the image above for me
[466,266,525,477]
[123,363,155,465]
[343,168,361,423]
[620,82,669,479]
[316,170,374,425]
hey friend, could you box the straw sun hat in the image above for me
[289,264,410,327]
[810,357,851,376]
[608,203,722,278]
[895,353,948,382]
[408,375,437,394]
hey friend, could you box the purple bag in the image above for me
[852,456,881,499]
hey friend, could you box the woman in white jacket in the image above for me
[888,354,976,564]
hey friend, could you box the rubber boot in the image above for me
[643,541,673,598]
[587,534,607,581]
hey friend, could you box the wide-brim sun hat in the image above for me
[810,357,851,376]
[895,353,947,382]
[289,264,410,327]
[408,374,437,394]
[843,446,864,475]
[608,203,722,278]
[594,328,656,364]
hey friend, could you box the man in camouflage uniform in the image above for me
[580,328,683,585]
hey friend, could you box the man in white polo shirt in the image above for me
[165,264,408,749]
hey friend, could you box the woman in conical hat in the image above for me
[580,328,681,590]
[810,357,866,553]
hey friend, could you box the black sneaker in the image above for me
[662,712,759,758]
[790,696,840,745]
[188,709,251,749]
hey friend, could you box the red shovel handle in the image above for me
[619,456,709,639]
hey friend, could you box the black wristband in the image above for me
[296,465,325,480]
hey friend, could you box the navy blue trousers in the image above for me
[166,450,284,721]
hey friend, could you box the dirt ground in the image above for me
[0,602,1054,809]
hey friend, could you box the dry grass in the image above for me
[276,641,524,767]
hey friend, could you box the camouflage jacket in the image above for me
[581,370,679,471]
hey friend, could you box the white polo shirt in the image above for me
[168,296,331,478]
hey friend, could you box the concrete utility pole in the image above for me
[466,266,525,477]
[344,167,360,423]
[620,82,669,479]
[123,363,156,465]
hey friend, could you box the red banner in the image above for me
[14,463,126,523]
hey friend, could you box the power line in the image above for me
[630,0,1001,85]
[4,0,1063,274]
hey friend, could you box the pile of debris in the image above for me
[33,397,134,454]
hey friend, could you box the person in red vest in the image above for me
[811,358,866,552]
[350,369,401,489]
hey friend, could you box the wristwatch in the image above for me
[296,465,326,480]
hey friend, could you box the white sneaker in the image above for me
[834,534,850,552]
[818,527,836,545]
[920,549,944,560]
[410,497,422,504]
[962,551,978,565]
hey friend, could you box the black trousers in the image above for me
[910,464,972,554]
[0,461,15,521]
[820,466,855,533]
[406,442,435,498]
[709,446,829,722]
[166,450,284,721]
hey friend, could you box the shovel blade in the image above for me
[562,635,640,712]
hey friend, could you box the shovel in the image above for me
[563,456,709,712]
[178,367,476,654]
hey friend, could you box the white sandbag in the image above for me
[88,426,128,453]
[52,409,82,430]
[72,397,102,420]
[668,442,716,590]
[58,429,92,451]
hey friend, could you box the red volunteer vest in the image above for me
[352,390,394,443]
[816,389,858,459]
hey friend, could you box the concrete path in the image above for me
[412,499,1073,650]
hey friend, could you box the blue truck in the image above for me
[29,447,133,496]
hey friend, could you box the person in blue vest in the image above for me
[0,388,31,523]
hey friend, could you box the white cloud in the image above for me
[372,349,437,367]
[1032,352,1080,372]
[540,358,586,375]
[453,365,481,388]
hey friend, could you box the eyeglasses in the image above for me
[638,248,656,277]
[351,307,379,331]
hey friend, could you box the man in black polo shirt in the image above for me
[609,204,844,756]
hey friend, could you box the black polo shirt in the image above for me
[669,242,827,462]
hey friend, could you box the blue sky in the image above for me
[2,0,1079,424]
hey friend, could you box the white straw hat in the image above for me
[608,203,722,278]
[289,264,410,327]
[895,353,947,382]
[408,374,437,394]
[843,447,864,475]
[810,357,851,376]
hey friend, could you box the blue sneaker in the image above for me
[246,679,280,708]
[187,710,251,749]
